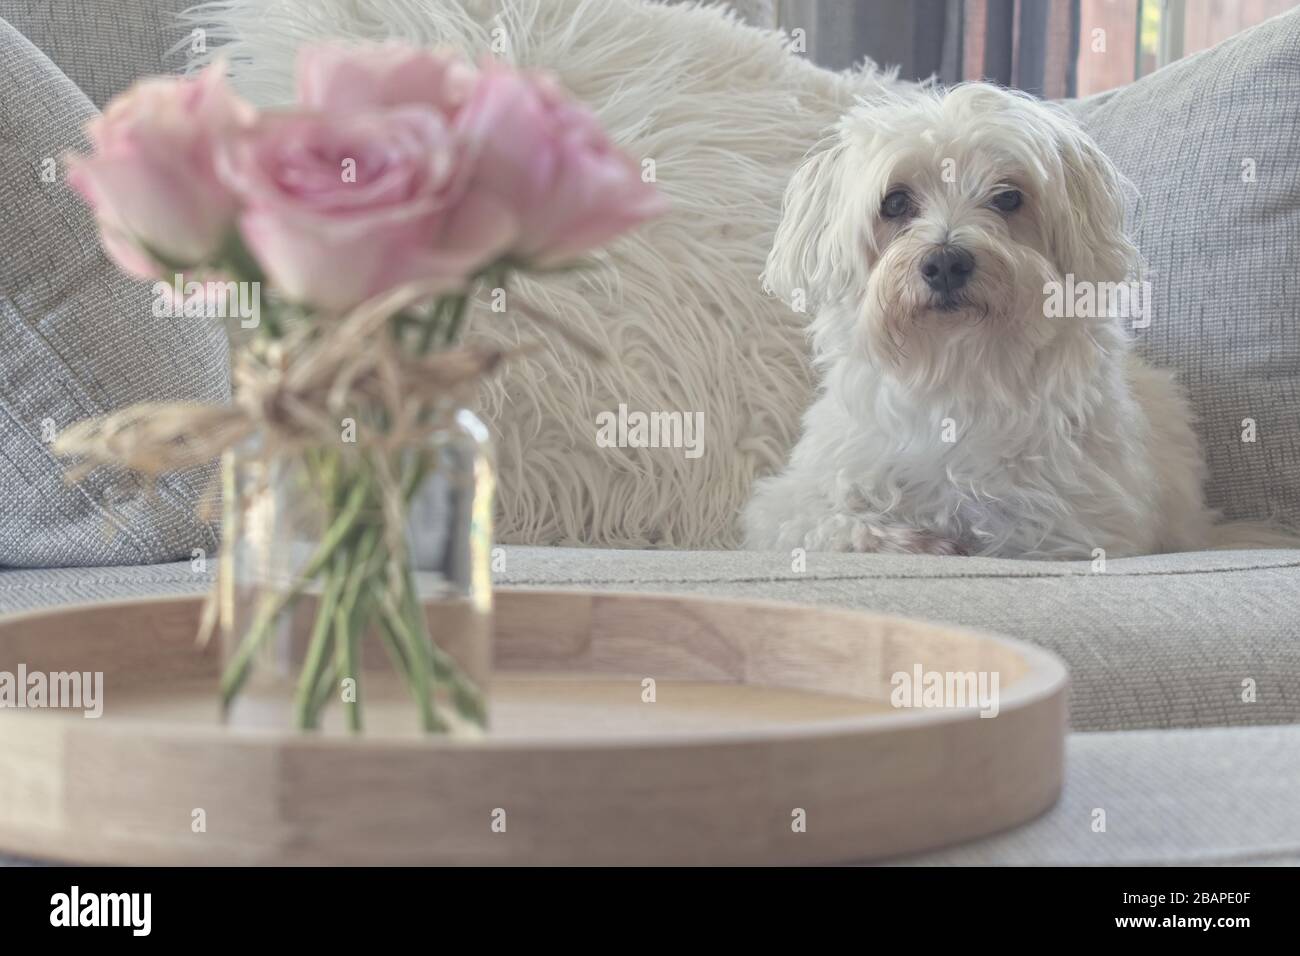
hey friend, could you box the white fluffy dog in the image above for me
[744,83,1281,559]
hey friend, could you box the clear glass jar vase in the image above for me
[218,409,493,736]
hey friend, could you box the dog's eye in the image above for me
[990,189,1023,213]
[881,189,912,219]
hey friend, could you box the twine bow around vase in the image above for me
[55,282,603,732]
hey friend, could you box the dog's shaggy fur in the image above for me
[744,84,1292,558]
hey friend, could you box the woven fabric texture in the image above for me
[0,17,228,567]
[0,0,195,107]
[1066,8,1300,530]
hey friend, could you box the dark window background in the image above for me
[774,0,1300,98]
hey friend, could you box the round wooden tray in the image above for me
[0,589,1066,865]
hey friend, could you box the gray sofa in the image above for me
[2,0,1299,865]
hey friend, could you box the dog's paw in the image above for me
[889,529,968,556]
[803,513,965,555]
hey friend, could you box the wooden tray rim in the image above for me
[0,588,1069,750]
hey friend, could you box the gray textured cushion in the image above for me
[1065,8,1300,530]
[2,544,1298,732]
[496,545,1300,733]
[0,0,195,106]
[0,18,228,568]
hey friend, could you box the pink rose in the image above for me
[456,66,667,267]
[297,42,476,118]
[215,107,515,313]
[67,64,251,279]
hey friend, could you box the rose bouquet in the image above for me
[59,43,664,733]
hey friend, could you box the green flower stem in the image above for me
[293,553,347,730]
[398,563,487,728]
[308,651,342,723]
[333,524,383,733]
[440,293,472,346]
[373,603,413,683]
[220,473,373,711]
[341,592,377,733]
[226,424,485,735]
[413,291,474,352]
[334,595,362,732]
[429,639,489,727]
[377,592,444,733]
[415,296,450,353]
[308,447,339,506]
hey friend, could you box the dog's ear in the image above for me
[762,138,855,311]
[1044,118,1141,283]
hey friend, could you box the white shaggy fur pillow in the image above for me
[189,0,887,548]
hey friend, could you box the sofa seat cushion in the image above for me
[496,545,1300,733]
[2,546,1297,732]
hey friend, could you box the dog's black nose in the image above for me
[920,246,975,295]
